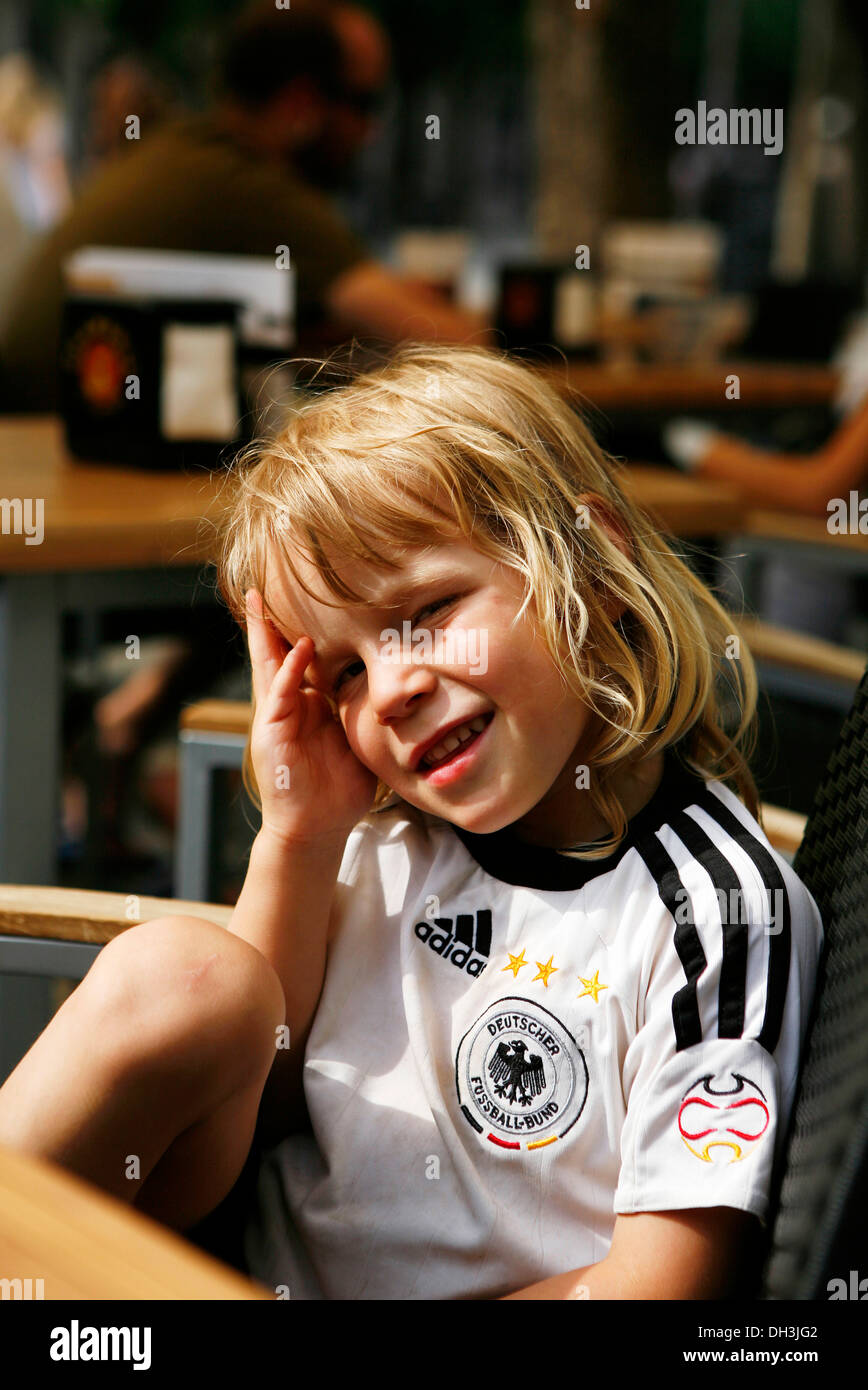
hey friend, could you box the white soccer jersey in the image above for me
[243,748,824,1300]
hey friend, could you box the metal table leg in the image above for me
[0,574,62,1083]
[176,730,247,902]
[0,573,61,885]
[0,936,102,1086]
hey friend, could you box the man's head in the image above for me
[217,0,390,182]
[310,4,390,182]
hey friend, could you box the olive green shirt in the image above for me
[0,113,368,410]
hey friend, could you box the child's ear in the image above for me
[575,491,632,622]
[575,491,632,562]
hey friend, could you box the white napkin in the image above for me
[160,321,239,441]
[662,417,716,471]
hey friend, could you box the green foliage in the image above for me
[38,0,243,73]
[39,0,530,81]
[674,0,800,101]
[371,0,530,79]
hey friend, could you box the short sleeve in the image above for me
[614,802,824,1227]
[325,803,427,955]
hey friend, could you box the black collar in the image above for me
[452,746,709,891]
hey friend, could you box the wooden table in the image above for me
[0,1140,270,1299]
[541,361,839,413]
[742,507,868,552]
[0,416,233,1083]
[618,464,746,537]
[0,417,227,574]
[0,416,231,891]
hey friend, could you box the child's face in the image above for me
[265,536,600,840]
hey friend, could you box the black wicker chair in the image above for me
[760,660,868,1299]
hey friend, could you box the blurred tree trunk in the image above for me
[773,0,868,283]
[531,0,611,260]
[532,0,678,261]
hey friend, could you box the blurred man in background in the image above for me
[0,0,490,884]
[0,0,488,411]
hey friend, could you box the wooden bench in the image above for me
[737,616,867,712]
[720,511,868,689]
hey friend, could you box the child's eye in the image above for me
[410,594,460,627]
[332,595,462,693]
[334,659,365,692]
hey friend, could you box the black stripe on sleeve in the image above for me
[692,787,792,1056]
[669,809,749,1040]
[635,834,707,1051]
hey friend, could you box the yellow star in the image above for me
[502,949,529,978]
[532,956,559,987]
[577,969,608,1003]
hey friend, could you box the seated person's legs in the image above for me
[0,915,284,1232]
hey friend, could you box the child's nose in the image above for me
[367,650,437,724]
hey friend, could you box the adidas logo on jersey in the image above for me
[414,911,491,977]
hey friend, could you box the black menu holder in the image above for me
[496,264,599,360]
[59,294,249,470]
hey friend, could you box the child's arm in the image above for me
[226,826,349,1147]
[500,1207,761,1300]
[224,592,378,1148]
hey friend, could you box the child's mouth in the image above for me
[419,712,493,784]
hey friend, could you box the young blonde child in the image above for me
[213,344,824,1300]
[0,344,823,1302]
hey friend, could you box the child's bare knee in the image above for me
[88,915,285,1080]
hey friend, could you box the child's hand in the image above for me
[245,589,378,847]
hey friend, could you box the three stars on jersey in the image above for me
[503,949,608,1002]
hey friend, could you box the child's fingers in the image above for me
[267,637,316,719]
[245,589,289,705]
[258,635,315,730]
[244,592,321,735]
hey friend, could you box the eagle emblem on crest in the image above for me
[455,997,588,1152]
[489,1040,546,1106]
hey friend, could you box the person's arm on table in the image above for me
[664,395,868,515]
[500,1207,762,1300]
[327,259,495,346]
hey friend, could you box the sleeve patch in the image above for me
[677,1070,770,1164]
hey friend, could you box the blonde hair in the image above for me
[216,343,759,857]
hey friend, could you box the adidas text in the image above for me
[415,911,491,976]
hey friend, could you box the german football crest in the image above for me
[455,996,588,1152]
[677,1072,770,1164]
